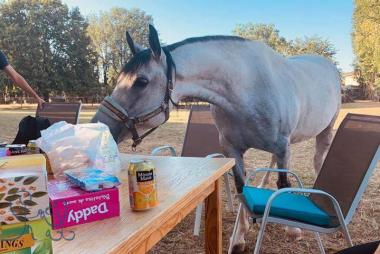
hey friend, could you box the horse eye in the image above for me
[134,77,149,87]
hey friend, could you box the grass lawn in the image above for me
[0,101,379,253]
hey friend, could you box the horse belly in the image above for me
[287,56,341,143]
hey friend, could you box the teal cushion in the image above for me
[242,186,331,227]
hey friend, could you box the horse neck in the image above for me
[169,41,244,110]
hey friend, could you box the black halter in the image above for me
[99,48,177,149]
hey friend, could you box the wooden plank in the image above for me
[125,183,215,254]
[205,178,222,254]
[53,154,235,254]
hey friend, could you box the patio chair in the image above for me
[229,113,380,254]
[151,104,234,236]
[36,102,82,124]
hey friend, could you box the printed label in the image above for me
[136,170,154,182]
[0,233,35,253]
[67,202,109,223]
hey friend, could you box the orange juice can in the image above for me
[128,158,158,211]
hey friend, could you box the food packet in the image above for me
[64,168,120,192]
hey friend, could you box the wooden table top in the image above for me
[53,154,235,254]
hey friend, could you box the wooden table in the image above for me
[53,154,235,254]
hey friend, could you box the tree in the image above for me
[233,23,337,62]
[88,8,153,92]
[64,7,99,97]
[352,0,380,99]
[233,23,290,55]
[288,36,337,61]
[0,0,98,100]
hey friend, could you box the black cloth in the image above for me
[335,241,380,254]
[0,50,9,70]
[12,116,51,145]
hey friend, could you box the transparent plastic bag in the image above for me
[37,121,121,177]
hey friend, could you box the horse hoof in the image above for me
[231,243,246,254]
[285,226,302,240]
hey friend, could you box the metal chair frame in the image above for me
[229,146,380,254]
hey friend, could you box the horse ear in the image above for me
[148,24,161,59]
[126,31,143,56]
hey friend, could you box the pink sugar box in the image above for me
[48,180,120,229]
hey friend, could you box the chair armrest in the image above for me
[151,145,177,156]
[245,168,304,188]
[263,188,346,226]
[206,153,225,158]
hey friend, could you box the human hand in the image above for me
[37,97,45,109]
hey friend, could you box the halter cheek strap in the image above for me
[100,97,169,148]
[99,48,177,149]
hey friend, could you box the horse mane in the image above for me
[121,49,152,74]
[121,35,247,75]
[166,35,247,51]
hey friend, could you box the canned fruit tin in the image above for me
[128,159,158,211]
[6,144,27,156]
[27,140,40,154]
[0,147,7,157]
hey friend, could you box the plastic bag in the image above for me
[37,121,121,177]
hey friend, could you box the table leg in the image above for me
[205,178,222,254]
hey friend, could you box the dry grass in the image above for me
[0,101,379,254]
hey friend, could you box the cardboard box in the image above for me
[0,155,49,226]
[0,217,52,254]
[48,180,120,229]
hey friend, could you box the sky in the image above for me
[63,0,355,72]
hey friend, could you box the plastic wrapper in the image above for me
[36,121,121,177]
[64,168,120,191]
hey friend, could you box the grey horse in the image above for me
[91,25,341,251]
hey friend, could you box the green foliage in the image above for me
[233,23,290,55]
[87,8,153,91]
[288,36,337,61]
[233,23,337,62]
[0,0,98,99]
[352,0,380,99]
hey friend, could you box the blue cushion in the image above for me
[242,186,331,227]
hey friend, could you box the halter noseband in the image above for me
[99,48,177,149]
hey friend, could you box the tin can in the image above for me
[6,144,27,156]
[128,158,158,211]
[27,140,40,154]
[0,142,8,157]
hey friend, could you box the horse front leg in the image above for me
[223,143,245,194]
[275,143,291,189]
[275,139,302,239]
[222,144,249,254]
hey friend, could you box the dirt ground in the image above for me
[0,101,379,254]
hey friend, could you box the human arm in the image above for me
[3,65,45,108]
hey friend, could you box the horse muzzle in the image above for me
[91,107,128,144]
[94,96,170,149]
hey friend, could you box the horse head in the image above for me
[91,25,176,147]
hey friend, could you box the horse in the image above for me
[91,25,341,252]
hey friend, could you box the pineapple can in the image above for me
[128,158,158,211]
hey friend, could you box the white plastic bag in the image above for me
[37,121,121,177]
